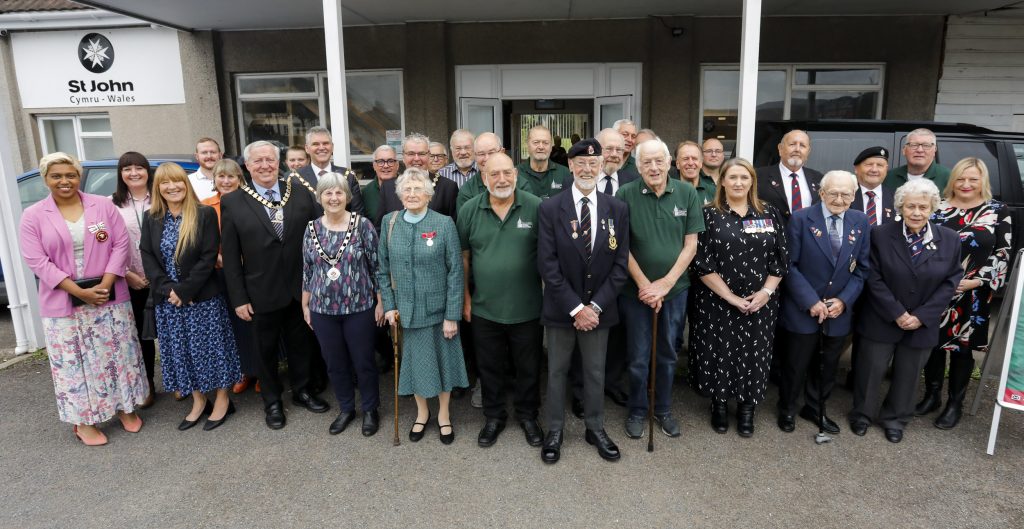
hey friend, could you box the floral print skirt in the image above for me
[42,300,149,425]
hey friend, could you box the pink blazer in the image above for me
[20,192,131,317]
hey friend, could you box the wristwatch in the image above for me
[589,302,603,314]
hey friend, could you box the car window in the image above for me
[1014,143,1024,190]
[83,167,118,197]
[935,139,1001,197]
[18,174,48,210]
[803,131,895,173]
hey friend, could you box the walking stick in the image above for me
[391,314,402,447]
[815,303,834,446]
[648,308,658,452]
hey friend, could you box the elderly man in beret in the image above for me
[851,146,897,226]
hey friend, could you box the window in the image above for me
[931,138,1002,197]
[700,64,884,154]
[236,71,405,170]
[1014,143,1024,190]
[38,114,114,161]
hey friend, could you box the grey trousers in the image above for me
[546,326,609,432]
[849,336,930,431]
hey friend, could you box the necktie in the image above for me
[602,176,614,195]
[579,196,592,259]
[908,228,926,264]
[789,173,803,213]
[318,169,327,177]
[865,190,878,226]
[828,215,841,258]
[266,189,284,239]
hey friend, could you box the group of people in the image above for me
[21,121,1010,462]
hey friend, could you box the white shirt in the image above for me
[779,163,812,212]
[598,171,620,195]
[568,184,600,317]
[311,162,331,177]
[187,170,217,201]
[859,184,884,225]
[907,172,925,181]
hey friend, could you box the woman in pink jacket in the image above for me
[20,152,149,446]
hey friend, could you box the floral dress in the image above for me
[932,200,1012,353]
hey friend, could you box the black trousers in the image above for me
[849,336,930,431]
[251,299,321,407]
[128,286,156,390]
[777,329,847,416]
[572,322,627,400]
[473,316,543,421]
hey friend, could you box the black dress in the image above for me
[689,203,788,404]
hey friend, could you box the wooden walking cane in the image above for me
[391,314,402,446]
[648,308,658,452]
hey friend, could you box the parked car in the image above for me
[753,119,1024,263]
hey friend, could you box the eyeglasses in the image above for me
[906,142,935,151]
[404,151,429,158]
[400,187,427,195]
[603,147,625,154]
[702,149,724,155]
[428,154,447,160]
[374,159,397,166]
[824,191,855,201]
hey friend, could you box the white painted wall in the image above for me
[935,16,1024,132]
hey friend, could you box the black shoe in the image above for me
[799,406,841,434]
[329,410,357,435]
[265,401,286,430]
[711,401,729,434]
[736,403,755,438]
[292,390,330,413]
[541,430,563,464]
[477,418,506,447]
[571,398,585,419]
[915,382,943,416]
[585,428,621,462]
[850,421,869,436]
[409,412,431,442]
[203,400,235,431]
[361,410,380,437]
[605,388,628,407]
[935,355,972,430]
[934,400,964,430]
[451,386,467,399]
[438,419,455,445]
[777,414,795,433]
[520,419,544,447]
[884,428,903,443]
[178,400,213,431]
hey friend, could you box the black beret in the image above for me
[568,138,602,159]
[854,146,889,166]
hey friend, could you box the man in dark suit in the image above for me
[537,138,630,464]
[595,128,640,195]
[298,125,365,216]
[850,146,897,226]
[756,129,824,224]
[777,170,871,434]
[221,140,330,429]
[375,133,459,226]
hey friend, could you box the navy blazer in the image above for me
[755,164,823,223]
[780,206,871,336]
[298,163,366,216]
[851,187,897,225]
[856,221,963,348]
[537,189,630,328]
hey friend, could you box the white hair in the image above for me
[373,144,396,158]
[635,139,670,163]
[613,119,636,132]
[314,172,352,204]
[894,178,941,213]
[243,140,278,162]
[395,167,435,198]
[820,170,858,191]
[305,126,332,144]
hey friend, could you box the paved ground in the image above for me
[1,347,1022,529]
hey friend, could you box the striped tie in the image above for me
[579,196,592,259]
[790,173,803,213]
[266,189,284,239]
[865,190,877,226]
[908,229,926,264]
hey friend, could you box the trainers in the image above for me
[624,414,646,439]
[654,413,681,437]
[471,380,483,409]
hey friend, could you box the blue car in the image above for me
[1,157,200,306]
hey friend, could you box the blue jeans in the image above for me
[620,290,687,416]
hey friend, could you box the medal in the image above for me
[95,230,109,242]
[87,221,109,242]
[427,239,434,247]
[849,259,856,273]
[241,176,293,221]
[421,231,437,247]
[326,267,342,281]
[274,210,284,221]
[308,214,359,277]
[570,220,579,239]
[608,219,618,249]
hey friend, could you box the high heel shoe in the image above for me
[178,400,214,431]
[73,425,108,446]
[409,412,431,442]
[438,419,455,445]
[118,412,144,433]
[203,401,236,431]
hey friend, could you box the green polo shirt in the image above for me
[615,178,705,301]
[456,174,488,213]
[515,160,571,200]
[362,178,382,222]
[884,162,951,193]
[622,155,637,174]
[681,171,717,206]
[456,189,543,324]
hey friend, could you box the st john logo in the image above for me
[78,33,114,73]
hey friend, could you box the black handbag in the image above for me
[140,297,157,340]
[70,277,117,307]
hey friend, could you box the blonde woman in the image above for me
[141,163,241,431]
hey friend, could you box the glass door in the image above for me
[594,95,632,131]
[459,97,503,143]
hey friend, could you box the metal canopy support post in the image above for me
[322,0,351,167]
[735,0,762,161]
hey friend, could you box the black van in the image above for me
[753,119,1024,258]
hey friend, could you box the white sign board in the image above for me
[11,27,186,108]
